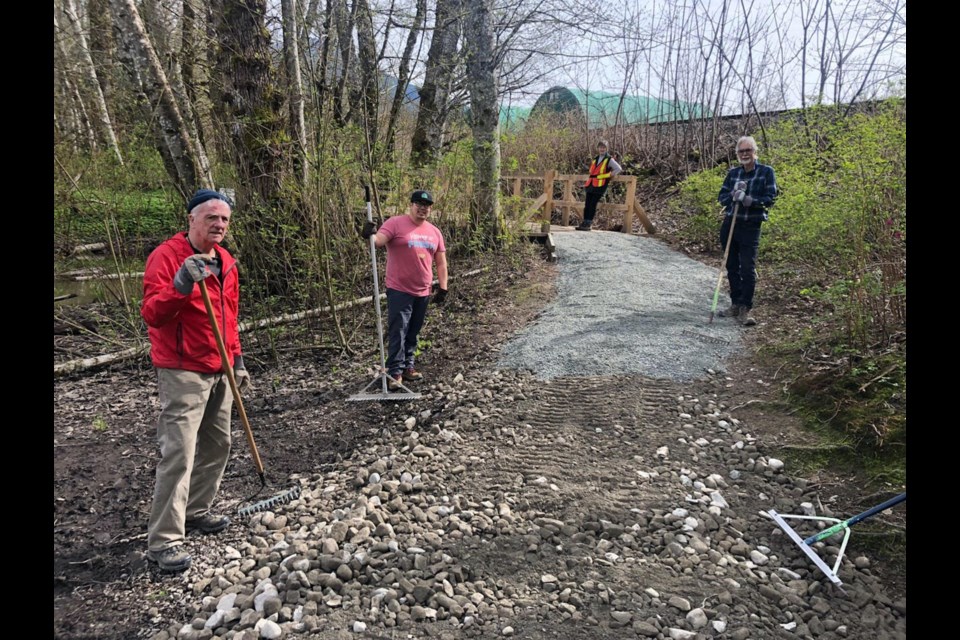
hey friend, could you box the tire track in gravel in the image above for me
[460,374,683,520]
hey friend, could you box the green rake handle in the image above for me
[803,493,906,545]
[709,201,740,319]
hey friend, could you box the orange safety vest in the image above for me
[585,154,613,188]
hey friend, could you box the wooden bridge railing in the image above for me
[501,171,656,234]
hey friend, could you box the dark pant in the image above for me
[720,217,762,309]
[582,186,608,224]
[385,288,429,376]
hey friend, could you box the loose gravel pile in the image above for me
[144,369,905,640]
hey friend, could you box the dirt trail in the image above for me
[53,247,906,640]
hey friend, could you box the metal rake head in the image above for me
[238,485,302,517]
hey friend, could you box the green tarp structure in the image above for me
[500,86,710,129]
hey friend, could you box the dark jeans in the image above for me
[385,288,429,376]
[582,186,608,224]
[720,217,762,309]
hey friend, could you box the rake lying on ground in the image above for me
[765,492,906,588]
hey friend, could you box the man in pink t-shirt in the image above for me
[362,189,449,389]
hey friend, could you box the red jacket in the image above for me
[141,233,242,373]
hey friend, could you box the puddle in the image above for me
[54,274,143,306]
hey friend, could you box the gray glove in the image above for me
[234,355,253,393]
[734,180,747,191]
[741,195,754,208]
[733,190,746,203]
[173,254,213,295]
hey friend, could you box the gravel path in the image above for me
[498,231,742,380]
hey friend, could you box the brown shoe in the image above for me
[147,546,192,573]
[185,513,231,534]
[387,374,403,391]
[717,304,742,318]
[402,368,423,382]
[738,307,757,327]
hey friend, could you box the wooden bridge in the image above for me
[501,171,657,234]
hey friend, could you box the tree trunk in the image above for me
[144,0,215,189]
[60,0,125,165]
[383,0,426,159]
[353,0,379,142]
[334,0,358,125]
[109,0,212,199]
[313,0,336,119]
[410,0,463,167]
[463,0,503,248]
[54,13,98,152]
[212,0,300,298]
[181,0,220,168]
[87,0,115,107]
[282,0,310,184]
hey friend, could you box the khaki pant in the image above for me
[147,368,232,552]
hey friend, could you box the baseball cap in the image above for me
[410,190,434,205]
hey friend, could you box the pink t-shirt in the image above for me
[380,215,446,296]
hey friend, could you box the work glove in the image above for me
[360,221,377,239]
[732,189,746,203]
[741,195,754,208]
[432,286,448,305]
[234,355,253,393]
[173,254,214,295]
[734,180,747,191]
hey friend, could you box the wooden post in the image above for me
[543,170,556,222]
[633,200,657,234]
[623,176,636,233]
[562,177,573,226]
[513,177,522,198]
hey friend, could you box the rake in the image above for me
[708,182,746,323]
[347,185,421,402]
[765,492,906,587]
[198,279,301,517]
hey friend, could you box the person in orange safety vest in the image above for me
[577,140,622,230]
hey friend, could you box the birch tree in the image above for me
[282,0,310,183]
[109,0,213,197]
[59,0,125,165]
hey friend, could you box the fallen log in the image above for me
[72,242,107,255]
[53,346,148,377]
[53,268,487,377]
[74,272,145,282]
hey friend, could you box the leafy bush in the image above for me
[676,100,906,457]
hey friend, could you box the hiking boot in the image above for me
[575,222,592,231]
[738,307,757,327]
[717,304,741,318]
[402,367,423,382]
[387,373,403,391]
[185,513,231,534]
[147,546,192,573]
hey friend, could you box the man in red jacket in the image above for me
[141,189,250,572]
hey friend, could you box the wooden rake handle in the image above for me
[198,278,265,478]
[710,201,740,315]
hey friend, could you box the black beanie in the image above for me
[187,189,232,213]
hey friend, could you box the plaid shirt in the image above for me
[718,162,778,223]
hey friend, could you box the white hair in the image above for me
[737,136,758,152]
